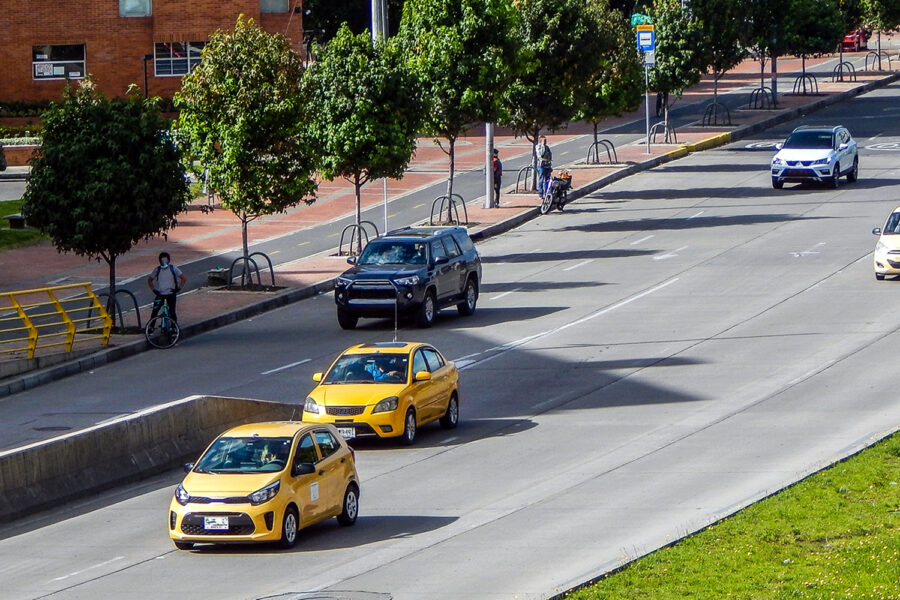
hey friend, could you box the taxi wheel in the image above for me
[280,506,299,549]
[440,393,459,429]
[173,541,193,551]
[400,408,417,446]
[337,484,359,526]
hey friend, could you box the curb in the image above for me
[3,72,898,398]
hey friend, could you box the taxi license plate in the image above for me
[204,516,229,531]
[337,427,356,440]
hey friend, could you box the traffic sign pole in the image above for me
[636,25,655,155]
[644,64,650,154]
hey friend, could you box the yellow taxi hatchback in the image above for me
[303,342,459,445]
[168,422,359,550]
[872,206,900,280]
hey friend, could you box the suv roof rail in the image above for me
[793,124,843,131]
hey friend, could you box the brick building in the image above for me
[1,0,304,103]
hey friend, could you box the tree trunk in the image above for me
[241,209,250,286]
[446,136,456,222]
[877,31,882,71]
[771,55,778,106]
[713,71,719,104]
[355,174,363,256]
[760,49,766,90]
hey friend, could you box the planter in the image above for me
[1,145,39,166]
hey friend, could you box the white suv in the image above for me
[771,126,858,189]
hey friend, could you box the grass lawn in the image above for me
[0,199,44,250]
[565,431,900,600]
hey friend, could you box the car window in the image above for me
[422,348,445,371]
[359,241,427,265]
[884,212,900,234]
[314,430,341,459]
[442,236,462,258]
[412,350,429,374]
[783,131,834,150]
[294,433,319,464]
[194,436,292,473]
[323,353,408,384]
[431,240,448,262]
[451,231,476,253]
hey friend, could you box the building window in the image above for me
[154,42,205,77]
[260,0,290,13]
[32,45,85,80]
[120,0,151,17]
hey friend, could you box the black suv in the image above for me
[334,226,482,329]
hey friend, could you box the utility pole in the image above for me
[371,0,389,231]
[484,123,494,209]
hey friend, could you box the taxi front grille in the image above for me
[181,512,255,536]
[326,405,366,416]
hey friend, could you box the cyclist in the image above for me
[535,136,552,198]
[148,251,186,324]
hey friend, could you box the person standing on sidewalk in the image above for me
[492,148,502,207]
[535,136,552,198]
[148,251,186,323]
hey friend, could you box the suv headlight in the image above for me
[394,275,420,286]
[772,157,785,166]
[175,484,191,506]
[812,156,833,165]
[335,276,352,287]
[304,397,320,414]
[372,396,399,413]
[249,481,280,506]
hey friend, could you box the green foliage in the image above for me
[746,0,792,59]
[0,124,43,139]
[566,432,900,600]
[0,100,51,118]
[0,199,45,250]
[302,0,405,40]
[692,0,749,83]
[861,0,900,29]
[784,0,846,59]
[21,80,190,296]
[839,0,865,30]
[176,17,316,224]
[647,0,704,98]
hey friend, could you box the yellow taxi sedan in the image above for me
[303,342,459,445]
[168,422,359,550]
[873,206,900,280]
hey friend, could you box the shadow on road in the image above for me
[482,249,655,263]
[555,213,826,233]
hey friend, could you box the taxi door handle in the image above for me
[340,457,346,463]
[318,469,325,475]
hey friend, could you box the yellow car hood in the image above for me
[310,383,407,406]
[182,471,280,497]
[878,234,900,252]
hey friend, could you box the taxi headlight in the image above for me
[372,396,399,413]
[304,397,320,414]
[249,481,280,506]
[876,241,888,252]
[175,484,191,506]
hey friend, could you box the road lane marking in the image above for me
[630,235,654,245]
[653,246,688,260]
[388,213,398,219]
[791,242,825,258]
[298,241,310,247]
[269,250,281,256]
[457,278,679,370]
[51,556,124,582]
[413,203,425,209]
[490,288,521,300]
[327,232,340,238]
[869,133,882,141]
[563,259,593,272]
[261,358,311,375]
[687,211,704,219]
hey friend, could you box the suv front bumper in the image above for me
[334,279,426,317]
[771,164,833,184]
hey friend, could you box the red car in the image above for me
[842,29,870,52]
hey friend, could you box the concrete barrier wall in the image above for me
[0,395,297,522]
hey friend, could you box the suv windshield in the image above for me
[359,241,427,265]
[324,353,409,384]
[783,131,834,150]
[194,436,292,474]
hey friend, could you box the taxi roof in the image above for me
[221,421,314,437]
[343,341,422,354]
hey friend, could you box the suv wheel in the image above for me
[337,308,358,330]
[416,291,437,328]
[457,278,478,316]
[847,157,859,183]
[830,170,840,189]
[772,177,783,189]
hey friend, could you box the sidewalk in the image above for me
[2,53,899,396]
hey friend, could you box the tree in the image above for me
[746,0,793,100]
[22,80,190,317]
[646,0,705,126]
[302,0,405,40]
[692,0,749,104]
[861,0,900,68]
[175,17,317,282]
[502,0,619,184]
[576,9,643,147]
[303,25,421,254]
[783,0,845,78]
[397,0,520,212]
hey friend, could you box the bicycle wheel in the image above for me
[145,315,181,349]
[539,193,553,215]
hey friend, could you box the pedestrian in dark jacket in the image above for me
[492,148,502,206]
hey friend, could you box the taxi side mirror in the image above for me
[184,462,194,473]
[414,371,432,382]
[873,228,882,235]
[292,462,315,477]
[312,372,323,382]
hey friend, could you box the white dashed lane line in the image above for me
[563,259,594,272]
[261,358,311,375]
[630,235,654,245]
[490,288,521,301]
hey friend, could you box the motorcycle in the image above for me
[540,170,572,214]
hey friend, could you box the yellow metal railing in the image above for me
[0,283,112,359]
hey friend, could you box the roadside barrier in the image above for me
[0,283,111,359]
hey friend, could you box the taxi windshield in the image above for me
[324,353,409,384]
[194,436,292,474]
[884,212,900,234]
[783,131,834,150]
[359,241,427,265]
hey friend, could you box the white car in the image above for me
[771,126,858,189]
[872,206,900,280]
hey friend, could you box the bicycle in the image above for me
[145,296,181,349]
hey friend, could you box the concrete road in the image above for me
[2,82,900,600]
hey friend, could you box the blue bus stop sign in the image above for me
[636,25,655,52]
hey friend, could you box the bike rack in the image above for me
[248,251,276,287]
[229,256,262,288]
[585,139,618,164]
[831,62,857,82]
[514,165,535,194]
[429,194,468,226]
[864,51,892,71]
[701,101,732,126]
[649,121,678,144]
[339,221,379,256]
[792,74,819,95]
[90,289,141,329]
[748,87,774,109]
